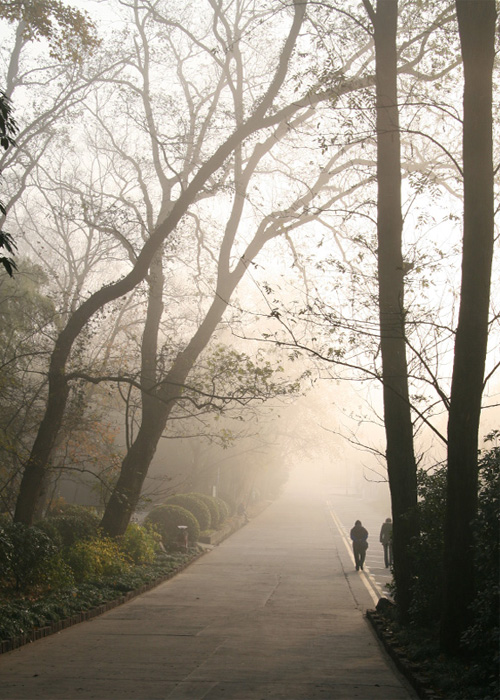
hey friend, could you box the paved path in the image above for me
[0,481,416,700]
[326,491,394,600]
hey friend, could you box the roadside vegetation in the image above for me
[374,434,500,700]
[0,493,231,646]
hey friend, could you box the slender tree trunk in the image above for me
[440,0,496,654]
[100,403,173,536]
[100,247,168,536]
[366,0,418,621]
[100,292,233,537]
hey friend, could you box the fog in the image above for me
[1,0,498,530]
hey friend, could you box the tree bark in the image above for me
[366,0,418,622]
[100,294,230,536]
[440,0,496,654]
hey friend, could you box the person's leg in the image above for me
[353,546,360,570]
[383,544,389,567]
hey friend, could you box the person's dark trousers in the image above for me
[353,543,366,571]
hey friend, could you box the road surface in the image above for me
[0,479,415,700]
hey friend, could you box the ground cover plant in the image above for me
[0,550,197,643]
[0,506,198,645]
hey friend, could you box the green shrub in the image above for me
[190,493,220,529]
[38,510,100,547]
[0,512,11,528]
[42,553,75,590]
[410,435,500,687]
[409,466,447,626]
[462,437,500,681]
[214,496,230,523]
[46,502,95,518]
[165,494,211,530]
[0,522,14,585]
[217,493,234,516]
[64,536,130,583]
[0,522,58,591]
[145,504,200,545]
[119,522,160,565]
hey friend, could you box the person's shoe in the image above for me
[356,566,359,571]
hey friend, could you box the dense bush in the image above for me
[64,537,130,583]
[47,503,97,519]
[0,516,173,597]
[165,494,211,531]
[214,496,230,523]
[38,510,100,547]
[145,504,200,545]
[189,493,220,528]
[462,437,499,678]
[409,435,500,693]
[0,522,58,591]
[409,466,447,626]
[0,521,14,574]
[119,522,160,565]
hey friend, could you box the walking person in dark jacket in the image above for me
[379,517,393,568]
[350,520,368,571]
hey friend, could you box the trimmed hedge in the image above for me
[165,494,211,531]
[190,493,221,528]
[145,504,200,545]
[214,496,230,523]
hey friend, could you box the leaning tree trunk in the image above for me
[364,0,418,622]
[440,0,496,654]
[100,291,234,537]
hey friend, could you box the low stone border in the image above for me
[199,501,272,545]
[366,609,443,700]
[198,517,243,545]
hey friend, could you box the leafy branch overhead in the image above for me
[0,0,100,62]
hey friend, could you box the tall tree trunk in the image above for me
[14,355,70,524]
[100,294,230,537]
[364,0,418,622]
[440,0,496,654]
[100,247,169,536]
